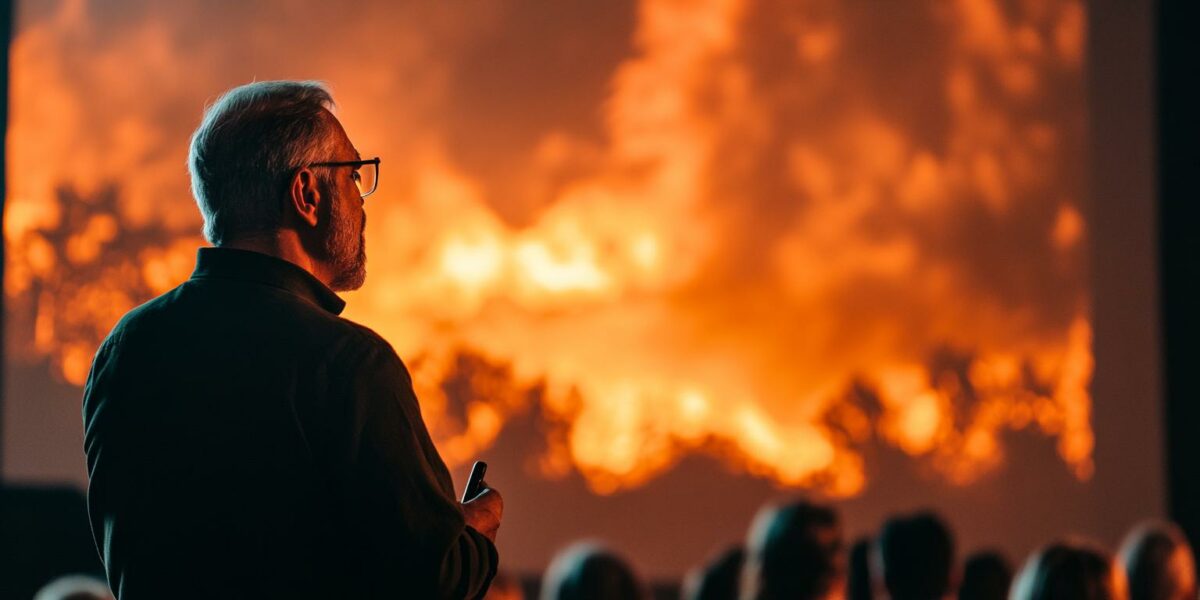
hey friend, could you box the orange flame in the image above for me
[6,0,1090,496]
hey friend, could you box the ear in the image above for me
[288,168,322,228]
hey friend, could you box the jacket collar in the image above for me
[190,247,347,315]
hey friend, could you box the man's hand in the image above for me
[462,485,503,542]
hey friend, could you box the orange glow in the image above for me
[6,0,1091,496]
[1052,203,1085,250]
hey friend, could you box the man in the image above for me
[82,81,502,599]
[740,500,846,600]
[33,575,114,600]
[1010,542,1127,600]
[540,542,646,600]
[1120,521,1196,600]
[683,546,744,600]
[957,552,1013,600]
[876,512,955,600]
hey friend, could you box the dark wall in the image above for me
[1158,0,1200,548]
[0,485,106,599]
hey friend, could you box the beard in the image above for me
[322,180,367,292]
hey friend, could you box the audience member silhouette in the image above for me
[958,551,1013,600]
[684,546,745,600]
[540,542,645,600]
[878,511,955,600]
[1119,522,1197,600]
[848,537,874,600]
[1010,541,1127,600]
[33,575,114,600]
[740,500,845,600]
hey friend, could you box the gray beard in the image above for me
[325,192,367,292]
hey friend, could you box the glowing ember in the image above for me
[5,0,1090,496]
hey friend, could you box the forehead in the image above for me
[321,109,359,158]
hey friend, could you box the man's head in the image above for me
[1011,541,1127,600]
[188,80,368,290]
[33,575,114,600]
[683,545,745,600]
[540,541,645,600]
[877,511,955,600]
[741,499,845,600]
[958,551,1013,600]
[1120,521,1197,600]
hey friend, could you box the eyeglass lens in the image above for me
[355,162,378,198]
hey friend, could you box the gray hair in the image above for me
[187,80,339,245]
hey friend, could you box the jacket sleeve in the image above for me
[440,524,500,600]
[334,331,498,599]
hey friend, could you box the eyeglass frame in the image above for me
[307,157,381,198]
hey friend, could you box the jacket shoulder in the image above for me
[326,318,406,370]
[101,284,187,345]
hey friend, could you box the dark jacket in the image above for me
[82,247,496,599]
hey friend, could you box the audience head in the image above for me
[848,537,874,600]
[959,551,1013,600]
[1119,521,1196,600]
[33,575,114,600]
[878,511,956,600]
[684,546,746,600]
[540,541,645,600]
[1010,541,1126,600]
[741,499,845,600]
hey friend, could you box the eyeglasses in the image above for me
[308,157,381,198]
